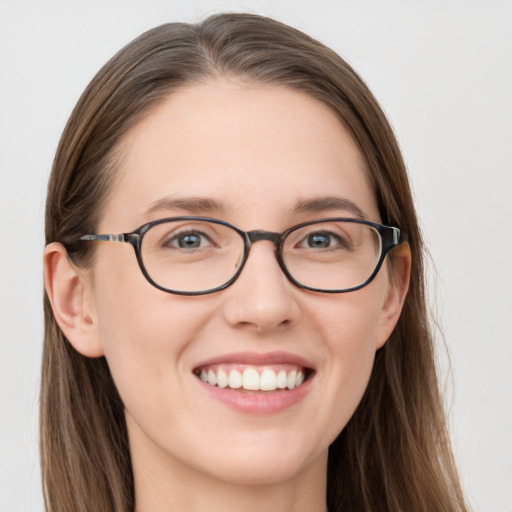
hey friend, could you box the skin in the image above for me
[44,79,410,512]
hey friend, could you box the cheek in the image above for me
[90,249,212,412]
[314,279,385,360]
[307,281,387,434]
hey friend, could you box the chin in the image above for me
[203,457,316,487]
[186,434,327,487]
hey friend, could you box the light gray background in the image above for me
[1,1,510,511]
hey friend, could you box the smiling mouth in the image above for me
[193,364,313,392]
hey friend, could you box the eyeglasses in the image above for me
[76,216,401,295]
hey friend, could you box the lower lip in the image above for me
[196,376,314,415]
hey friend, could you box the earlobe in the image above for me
[375,242,411,349]
[43,242,104,358]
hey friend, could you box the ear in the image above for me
[43,242,104,358]
[375,242,411,349]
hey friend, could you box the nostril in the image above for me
[224,290,298,333]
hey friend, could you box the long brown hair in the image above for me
[42,13,468,512]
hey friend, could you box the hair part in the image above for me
[42,13,468,512]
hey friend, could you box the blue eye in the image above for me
[300,231,346,249]
[166,231,212,249]
[305,232,333,248]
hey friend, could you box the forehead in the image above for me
[102,79,378,231]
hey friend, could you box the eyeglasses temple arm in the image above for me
[78,234,126,242]
[392,227,401,245]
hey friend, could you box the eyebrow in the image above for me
[145,196,228,216]
[293,196,366,219]
[145,194,366,220]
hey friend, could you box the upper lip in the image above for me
[193,351,315,371]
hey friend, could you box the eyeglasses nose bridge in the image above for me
[243,229,283,265]
[246,230,280,245]
[240,230,288,283]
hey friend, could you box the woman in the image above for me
[42,12,468,512]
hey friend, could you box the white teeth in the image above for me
[260,369,277,391]
[217,369,229,388]
[199,366,308,391]
[277,370,287,389]
[287,371,297,390]
[228,369,243,389]
[207,369,217,386]
[242,368,260,390]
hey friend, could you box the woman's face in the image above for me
[83,80,404,487]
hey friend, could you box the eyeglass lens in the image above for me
[140,219,382,294]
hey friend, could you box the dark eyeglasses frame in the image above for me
[76,216,402,296]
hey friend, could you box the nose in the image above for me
[222,240,300,334]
